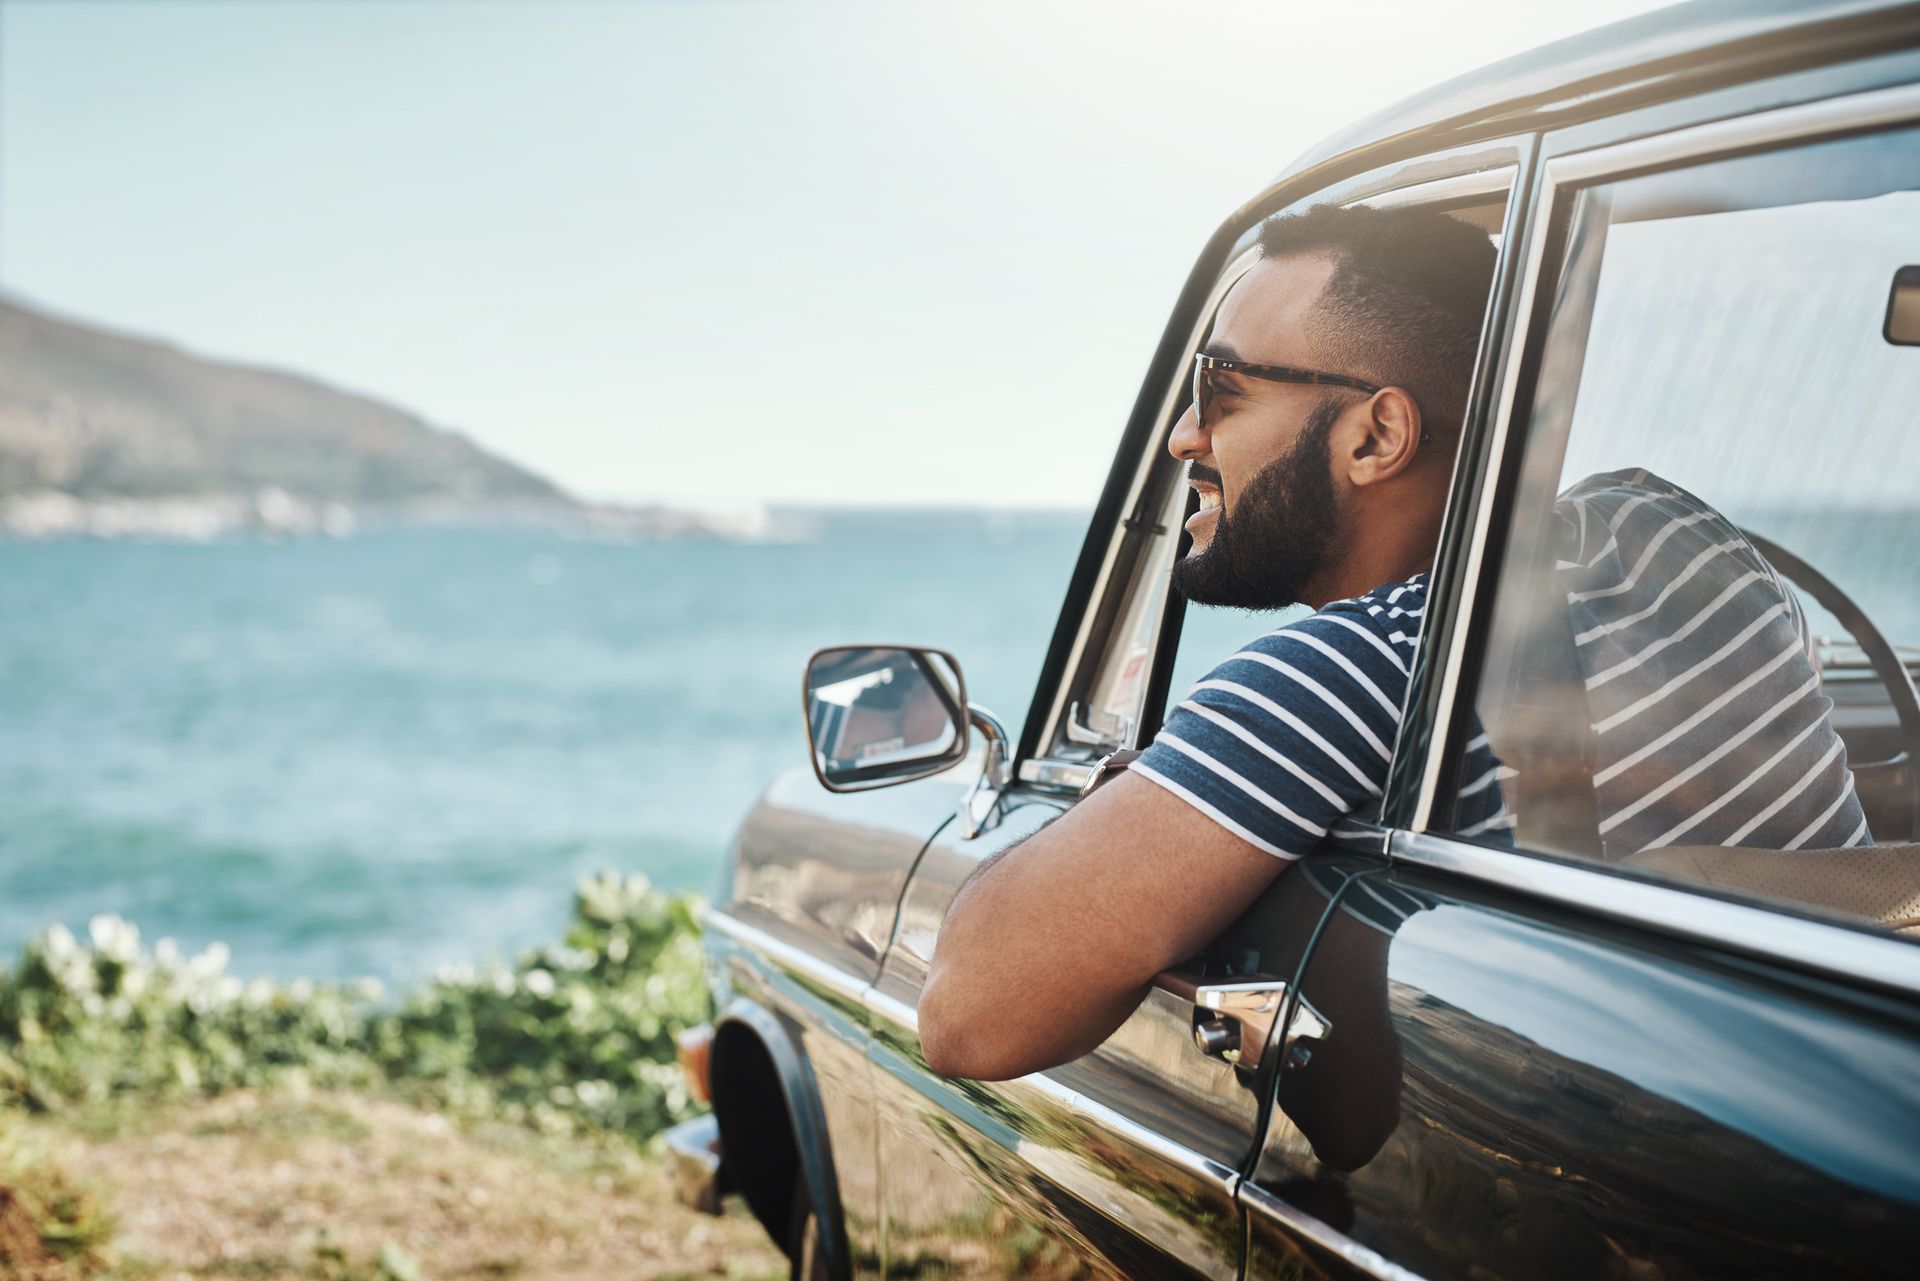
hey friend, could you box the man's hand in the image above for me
[917,768,1292,1080]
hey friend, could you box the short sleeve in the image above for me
[1130,593,1416,860]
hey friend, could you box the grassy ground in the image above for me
[6,1090,786,1281]
[0,884,772,1279]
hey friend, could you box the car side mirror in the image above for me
[804,645,970,792]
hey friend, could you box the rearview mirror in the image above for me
[804,646,969,792]
[1886,264,1920,346]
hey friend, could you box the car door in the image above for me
[858,148,1523,1280]
[1243,57,1920,1281]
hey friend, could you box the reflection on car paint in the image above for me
[728,765,973,977]
[1251,871,1920,1280]
[865,799,1259,1279]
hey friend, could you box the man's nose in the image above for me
[1168,403,1208,461]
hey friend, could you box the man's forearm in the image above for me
[917,770,1287,1081]
[940,819,1046,929]
[918,781,1167,1079]
[939,751,1134,938]
[921,818,1149,1079]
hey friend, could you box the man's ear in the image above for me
[1345,387,1423,488]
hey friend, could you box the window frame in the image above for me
[1146,166,1520,751]
[1402,75,1920,999]
[1014,137,1527,797]
[1013,245,1259,792]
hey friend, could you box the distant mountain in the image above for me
[0,296,571,508]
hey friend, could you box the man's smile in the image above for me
[1186,467,1223,536]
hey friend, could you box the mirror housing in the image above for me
[804,646,970,793]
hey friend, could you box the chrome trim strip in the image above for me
[1048,164,1517,809]
[1394,831,1920,999]
[1239,1182,1431,1281]
[1410,168,1553,829]
[1548,80,1920,184]
[663,1115,725,1216]
[1412,80,1920,829]
[1018,757,1097,790]
[1337,160,1519,827]
[1032,247,1259,762]
[860,982,919,1032]
[1347,166,1515,211]
[857,971,1241,1200]
[1022,1070,1242,1199]
[704,908,871,1006]
[1262,135,1525,223]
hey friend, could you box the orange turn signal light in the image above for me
[676,1024,714,1104]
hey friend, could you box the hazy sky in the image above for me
[1,0,1670,509]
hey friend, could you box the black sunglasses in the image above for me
[1191,353,1431,444]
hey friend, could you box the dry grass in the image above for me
[23,1090,785,1281]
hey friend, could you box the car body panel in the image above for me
[868,794,1247,1278]
[1247,857,1920,1280]
[721,762,971,981]
[863,809,1401,1277]
[713,761,976,1274]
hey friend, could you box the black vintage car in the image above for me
[669,2,1920,1277]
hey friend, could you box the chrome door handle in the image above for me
[1153,969,1331,1072]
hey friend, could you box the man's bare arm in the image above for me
[917,770,1291,1080]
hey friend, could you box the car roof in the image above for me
[1280,0,1920,183]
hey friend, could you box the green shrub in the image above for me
[0,874,709,1147]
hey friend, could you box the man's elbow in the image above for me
[919,968,1138,1080]
[919,1015,993,1081]
[918,974,1016,1080]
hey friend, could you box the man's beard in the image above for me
[1172,398,1344,611]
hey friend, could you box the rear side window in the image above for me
[1447,119,1920,938]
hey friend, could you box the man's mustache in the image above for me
[1188,464,1223,489]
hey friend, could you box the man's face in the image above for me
[1170,254,1352,611]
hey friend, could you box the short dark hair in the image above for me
[1256,203,1496,446]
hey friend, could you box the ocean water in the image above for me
[3,505,1913,985]
[0,514,1086,983]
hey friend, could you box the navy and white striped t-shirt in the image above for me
[1555,470,1868,856]
[1131,575,1510,860]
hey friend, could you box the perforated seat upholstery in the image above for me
[1623,844,1920,935]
